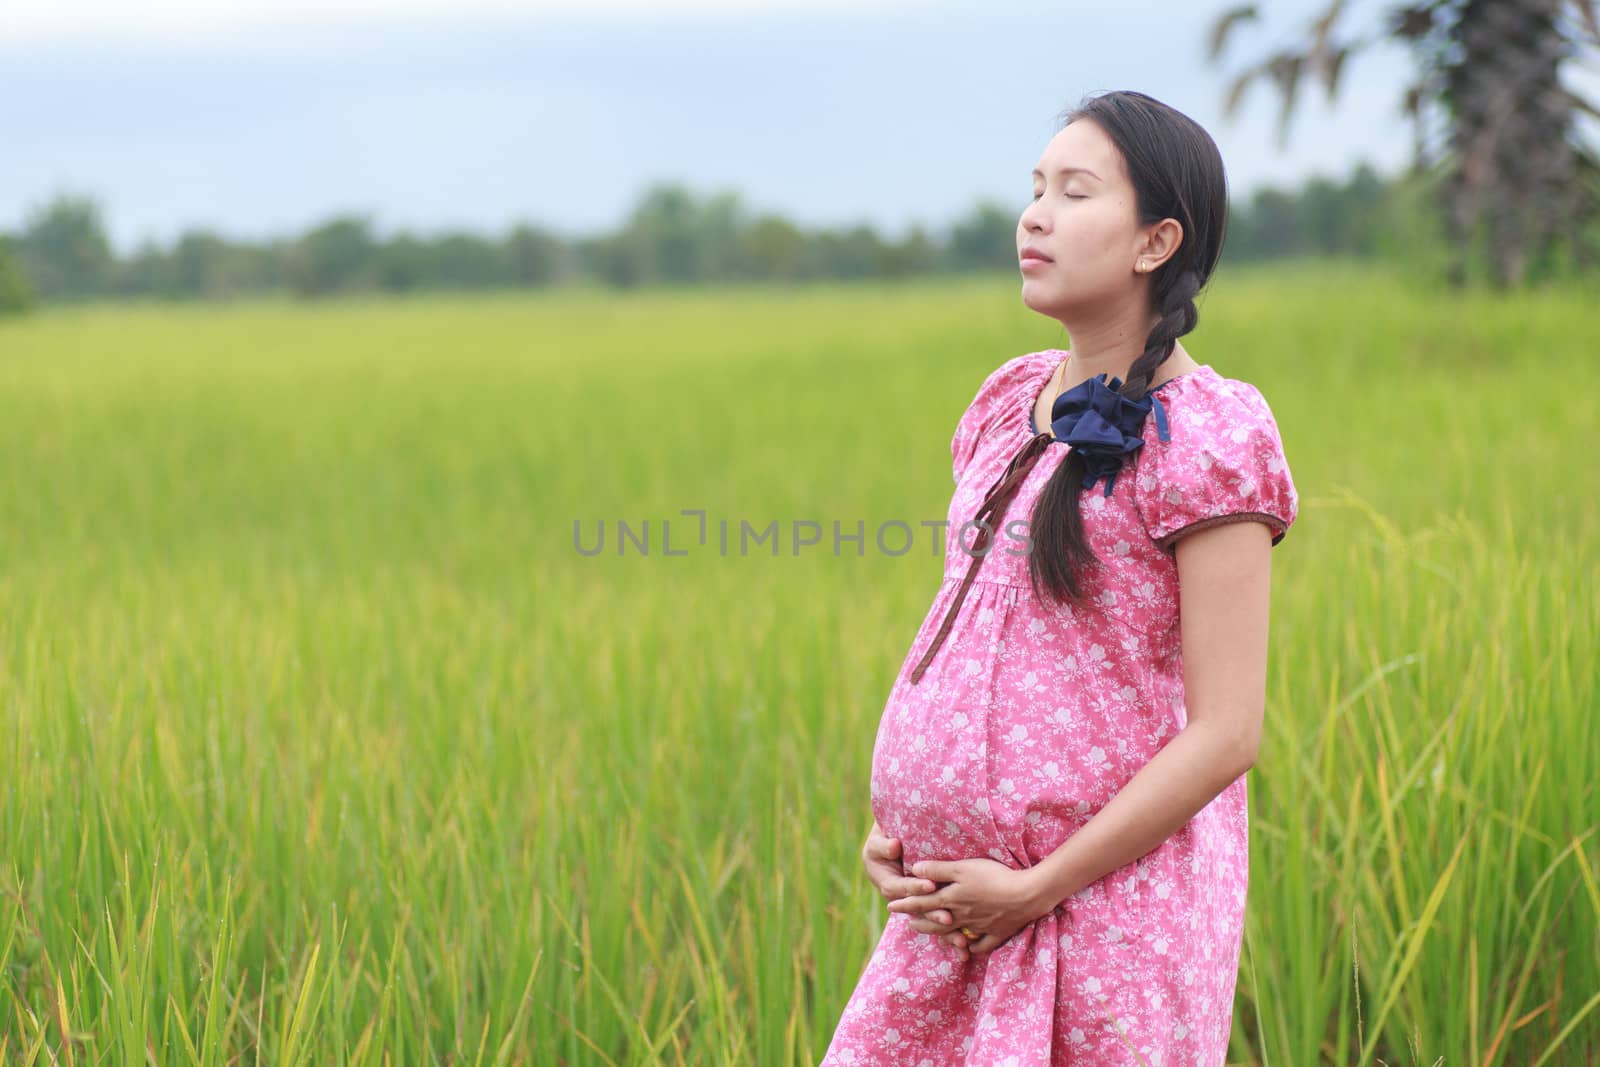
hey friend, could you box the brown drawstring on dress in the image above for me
[909,431,1055,685]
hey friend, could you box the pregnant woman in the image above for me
[821,90,1299,1066]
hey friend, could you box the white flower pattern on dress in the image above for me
[824,350,1298,1066]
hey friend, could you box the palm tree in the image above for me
[1207,0,1600,288]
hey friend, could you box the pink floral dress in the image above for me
[822,349,1299,1066]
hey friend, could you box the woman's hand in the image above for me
[862,823,977,960]
[886,858,1050,957]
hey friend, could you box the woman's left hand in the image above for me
[887,858,1049,957]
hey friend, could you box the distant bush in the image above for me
[0,235,35,316]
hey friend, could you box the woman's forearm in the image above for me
[1021,720,1254,916]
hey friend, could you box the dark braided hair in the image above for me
[1025,91,1229,607]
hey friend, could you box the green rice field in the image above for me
[1,261,1597,1063]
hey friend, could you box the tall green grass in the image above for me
[1,263,1595,1063]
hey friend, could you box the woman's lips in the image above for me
[1019,254,1053,270]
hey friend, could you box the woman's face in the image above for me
[1017,119,1150,319]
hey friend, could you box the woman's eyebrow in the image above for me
[1031,166,1101,181]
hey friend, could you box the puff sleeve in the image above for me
[951,402,981,486]
[951,351,1055,485]
[1133,377,1299,551]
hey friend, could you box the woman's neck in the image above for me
[1065,340,1198,388]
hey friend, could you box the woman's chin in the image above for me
[1019,284,1065,316]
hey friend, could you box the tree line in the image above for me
[0,158,1521,314]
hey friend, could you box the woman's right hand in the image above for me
[862,822,973,959]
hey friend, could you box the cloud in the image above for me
[0,0,915,47]
[1,0,1419,253]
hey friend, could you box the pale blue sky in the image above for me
[1,0,1430,254]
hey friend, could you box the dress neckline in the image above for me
[1027,352,1211,435]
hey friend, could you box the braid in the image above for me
[1120,267,1200,399]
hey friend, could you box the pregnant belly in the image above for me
[871,691,1143,873]
[868,693,1009,872]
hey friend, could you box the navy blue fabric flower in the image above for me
[1049,373,1172,497]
